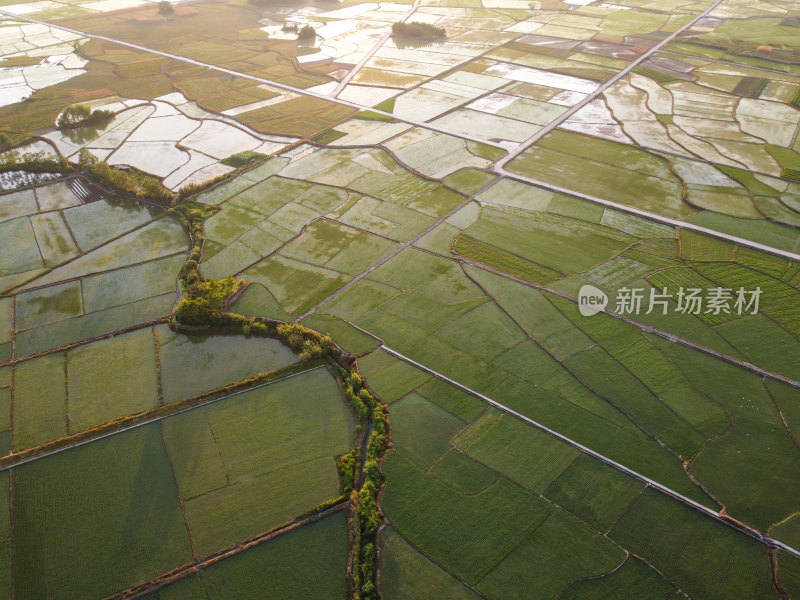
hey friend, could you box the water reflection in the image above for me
[61,115,114,145]
[393,38,445,50]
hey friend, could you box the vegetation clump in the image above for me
[157,0,174,14]
[0,149,69,175]
[78,149,173,205]
[56,104,114,129]
[332,365,388,600]
[220,150,268,168]
[297,24,316,42]
[391,21,446,41]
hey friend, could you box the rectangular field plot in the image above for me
[156,325,299,404]
[163,367,354,556]
[12,352,67,450]
[459,414,580,494]
[66,327,159,432]
[560,556,678,600]
[381,451,552,585]
[389,393,467,470]
[461,205,636,275]
[380,526,482,600]
[543,454,644,533]
[242,256,351,316]
[13,423,193,600]
[142,513,349,600]
[453,234,563,284]
[609,488,775,599]
[14,293,176,358]
[477,510,625,599]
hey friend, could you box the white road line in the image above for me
[495,169,800,262]
[380,344,800,559]
[331,0,421,98]
[494,0,728,171]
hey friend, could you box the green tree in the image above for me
[297,24,316,42]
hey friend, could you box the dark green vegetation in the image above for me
[14,424,192,600]
[157,0,174,15]
[141,513,349,600]
[78,149,173,205]
[220,151,268,168]
[391,22,447,42]
[0,150,69,175]
[56,104,114,129]
[297,25,316,43]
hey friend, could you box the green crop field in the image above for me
[381,451,552,585]
[543,454,644,532]
[66,327,159,431]
[389,392,466,469]
[13,423,192,600]
[477,510,625,599]
[156,325,299,403]
[12,352,67,450]
[460,414,580,493]
[380,526,482,600]
[610,488,775,599]
[165,368,354,555]
[1,0,800,595]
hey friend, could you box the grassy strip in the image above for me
[732,77,769,99]
[330,365,389,600]
[454,234,564,285]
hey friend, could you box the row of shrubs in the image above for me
[335,366,388,599]
[0,149,70,175]
[96,163,389,598]
[78,149,173,206]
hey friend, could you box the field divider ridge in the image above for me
[0,362,326,472]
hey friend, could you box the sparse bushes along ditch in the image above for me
[0,149,70,175]
[144,182,391,599]
[335,365,389,600]
[78,149,173,205]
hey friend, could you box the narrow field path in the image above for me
[331,0,422,98]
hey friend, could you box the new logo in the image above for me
[578,285,608,317]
